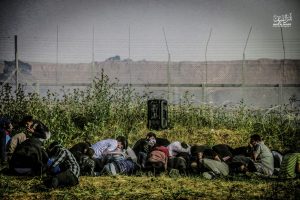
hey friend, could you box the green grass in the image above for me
[0,174,299,200]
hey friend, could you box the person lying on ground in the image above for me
[198,148,229,179]
[229,155,257,174]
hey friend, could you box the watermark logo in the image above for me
[273,13,292,28]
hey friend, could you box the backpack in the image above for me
[9,138,48,175]
[148,149,168,170]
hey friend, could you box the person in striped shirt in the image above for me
[279,152,300,179]
[45,142,80,188]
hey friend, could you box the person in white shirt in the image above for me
[167,141,190,158]
[91,136,127,173]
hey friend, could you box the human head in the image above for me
[0,117,13,132]
[146,132,157,140]
[116,136,128,150]
[181,142,189,149]
[21,115,34,128]
[229,161,248,174]
[47,141,62,156]
[86,148,95,158]
[203,149,219,160]
[250,134,262,146]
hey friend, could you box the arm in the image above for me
[106,140,118,152]
[8,133,27,154]
[297,163,300,173]
[251,145,260,161]
[107,149,125,156]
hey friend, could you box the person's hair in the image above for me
[34,122,49,132]
[146,132,156,139]
[203,149,218,159]
[47,141,61,156]
[190,145,208,156]
[181,142,188,149]
[0,117,12,129]
[20,115,33,127]
[250,134,262,142]
[229,161,248,174]
[86,148,95,158]
[116,136,128,149]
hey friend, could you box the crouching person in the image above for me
[44,142,80,188]
[249,134,274,176]
[147,145,169,175]
[70,142,95,176]
[279,152,300,179]
[199,149,229,179]
[102,136,138,176]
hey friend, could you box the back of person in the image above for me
[9,138,48,175]
[212,144,234,162]
[91,139,118,159]
[232,146,251,157]
[7,132,27,158]
[279,153,300,179]
[156,138,170,147]
[168,141,190,157]
[148,148,168,173]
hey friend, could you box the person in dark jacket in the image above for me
[0,118,13,166]
[212,144,234,163]
[9,138,48,175]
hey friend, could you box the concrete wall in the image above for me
[1,59,299,107]
[28,59,300,85]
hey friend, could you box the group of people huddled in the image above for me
[0,115,299,189]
